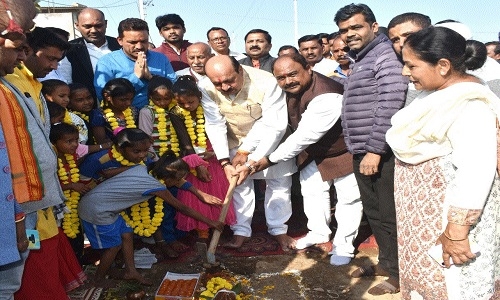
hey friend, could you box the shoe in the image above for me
[330,255,351,266]
[295,233,329,250]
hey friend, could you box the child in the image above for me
[172,75,236,241]
[138,75,193,159]
[68,83,95,143]
[15,123,88,299]
[90,78,137,144]
[42,79,88,144]
[78,129,223,285]
[47,101,111,158]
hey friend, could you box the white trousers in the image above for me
[300,161,362,256]
[230,175,292,237]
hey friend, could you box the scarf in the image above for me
[386,82,500,164]
[0,83,44,202]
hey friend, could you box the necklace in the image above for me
[149,101,180,156]
[111,145,144,166]
[121,178,164,237]
[63,110,72,124]
[180,105,207,150]
[70,110,90,122]
[57,154,80,239]
[103,107,136,130]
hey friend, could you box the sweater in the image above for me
[341,34,408,155]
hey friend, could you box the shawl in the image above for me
[386,82,500,164]
[0,83,43,202]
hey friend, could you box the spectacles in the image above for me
[210,36,228,43]
[0,0,35,41]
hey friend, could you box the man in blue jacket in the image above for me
[334,3,407,296]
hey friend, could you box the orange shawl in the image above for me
[0,83,43,202]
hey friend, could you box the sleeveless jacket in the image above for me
[287,72,353,181]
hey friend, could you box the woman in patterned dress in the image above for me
[386,26,500,299]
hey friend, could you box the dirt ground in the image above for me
[73,178,402,300]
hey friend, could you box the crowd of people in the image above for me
[0,1,499,299]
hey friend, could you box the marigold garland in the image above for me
[120,178,165,237]
[149,101,180,156]
[63,110,72,124]
[103,107,136,130]
[70,110,89,122]
[180,105,207,150]
[58,154,80,239]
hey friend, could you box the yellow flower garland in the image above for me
[112,144,161,237]
[70,110,89,123]
[58,154,80,239]
[180,105,207,150]
[150,101,180,156]
[63,110,72,124]
[103,107,136,130]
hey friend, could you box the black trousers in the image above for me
[353,152,399,278]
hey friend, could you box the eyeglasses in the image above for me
[210,36,228,43]
[0,0,30,41]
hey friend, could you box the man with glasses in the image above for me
[199,55,297,250]
[206,27,245,60]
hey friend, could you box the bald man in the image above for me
[59,8,121,104]
[198,55,297,250]
[176,42,213,81]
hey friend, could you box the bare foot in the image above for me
[223,235,250,249]
[123,271,152,286]
[273,234,296,251]
[167,240,190,253]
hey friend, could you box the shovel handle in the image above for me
[207,175,239,258]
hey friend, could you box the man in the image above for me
[334,3,407,295]
[251,54,362,265]
[152,14,191,71]
[0,2,39,297]
[298,34,338,77]
[387,12,431,58]
[485,41,500,62]
[6,27,70,120]
[318,33,332,59]
[328,32,351,78]
[277,45,298,56]
[94,18,176,109]
[199,55,297,250]
[60,8,121,103]
[387,12,431,107]
[239,29,275,73]
[176,42,213,81]
[207,27,245,60]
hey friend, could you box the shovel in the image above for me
[206,174,239,264]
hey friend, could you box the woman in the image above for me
[386,26,500,299]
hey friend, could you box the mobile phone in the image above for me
[427,242,480,267]
[26,229,41,250]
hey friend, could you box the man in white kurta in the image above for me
[199,55,296,249]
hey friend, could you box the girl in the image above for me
[90,78,137,144]
[172,75,236,241]
[138,75,193,159]
[42,79,88,144]
[78,129,223,285]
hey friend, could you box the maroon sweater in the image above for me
[152,40,192,71]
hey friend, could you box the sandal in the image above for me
[367,278,400,295]
[351,265,389,278]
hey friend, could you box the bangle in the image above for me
[236,149,250,156]
[244,162,256,172]
[221,161,231,169]
[443,231,468,241]
[99,144,103,149]
[265,155,276,166]
[15,215,26,223]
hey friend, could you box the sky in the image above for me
[40,0,499,54]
